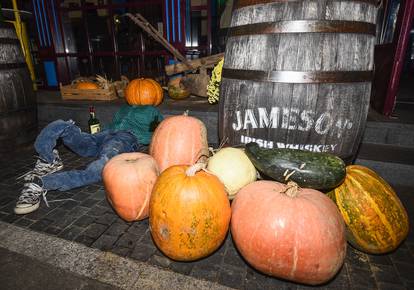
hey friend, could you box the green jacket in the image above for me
[107,105,164,145]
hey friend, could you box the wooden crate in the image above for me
[60,83,118,101]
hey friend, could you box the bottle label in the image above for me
[90,124,101,134]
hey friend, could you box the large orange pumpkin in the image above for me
[328,165,409,254]
[76,82,99,90]
[102,152,159,221]
[149,111,209,172]
[149,163,231,261]
[124,78,163,106]
[231,181,346,285]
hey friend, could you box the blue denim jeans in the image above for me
[35,120,142,191]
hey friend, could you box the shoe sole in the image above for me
[14,202,40,215]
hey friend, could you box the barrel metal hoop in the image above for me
[222,69,373,83]
[228,20,376,36]
[0,63,27,69]
[235,0,381,10]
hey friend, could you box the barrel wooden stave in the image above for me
[0,23,37,152]
[220,0,377,161]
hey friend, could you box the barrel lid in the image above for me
[234,0,381,10]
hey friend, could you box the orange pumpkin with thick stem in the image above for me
[231,180,346,285]
[76,82,99,90]
[102,152,159,221]
[149,111,209,172]
[124,78,163,106]
[149,163,231,261]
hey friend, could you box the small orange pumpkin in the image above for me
[124,78,163,106]
[168,77,190,100]
[76,82,99,90]
[149,163,231,261]
[103,152,159,221]
[149,111,209,172]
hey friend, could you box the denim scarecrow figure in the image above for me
[14,105,163,214]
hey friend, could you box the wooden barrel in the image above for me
[0,22,37,152]
[219,0,378,163]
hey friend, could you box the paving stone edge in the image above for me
[0,221,233,290]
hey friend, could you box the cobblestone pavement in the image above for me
[0,146,413,290]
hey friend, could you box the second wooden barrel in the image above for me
[219,0,378,163]
[0,22,37,152]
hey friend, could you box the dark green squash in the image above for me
[245,142,346,190]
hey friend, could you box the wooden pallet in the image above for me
[60,83,118,101]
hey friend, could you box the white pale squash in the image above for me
[207,147,257,199]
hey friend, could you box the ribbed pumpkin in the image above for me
[149,163,231,261]
[76,82,99,90]
[149,111,209,172]
[207,147,257,199]
[327,165,409,254]
[231,180,346,285]
[168,77,190,100]
[103,152,159,221]
[124,78,163,106]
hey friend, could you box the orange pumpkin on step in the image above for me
[103,152,159,221]
[149,111,209,172]
[124,78,163,106]
[149,163,231,261]
[76,81,99,90]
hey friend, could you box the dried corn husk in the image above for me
[113,75,129,97]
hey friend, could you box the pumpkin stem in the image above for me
[283,181,300,198]
[186,162,206,176]
[183,110,189,116]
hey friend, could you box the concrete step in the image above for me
[355,143,414,187]
[362,121,414,148]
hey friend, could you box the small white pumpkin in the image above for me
[207,147,257,199]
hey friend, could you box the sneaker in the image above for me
[14,181,48,215]
[17,149,63,181]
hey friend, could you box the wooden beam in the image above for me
[165,53,224,75]
[124,13,189,65]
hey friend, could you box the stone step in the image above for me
[355,143,414,187]
[362,121,414,148]
[357,143,414,165]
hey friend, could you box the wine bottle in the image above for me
[88,106,101,134]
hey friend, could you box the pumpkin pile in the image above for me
[102,112,409,286]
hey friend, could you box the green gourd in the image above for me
[245,142,346,190]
